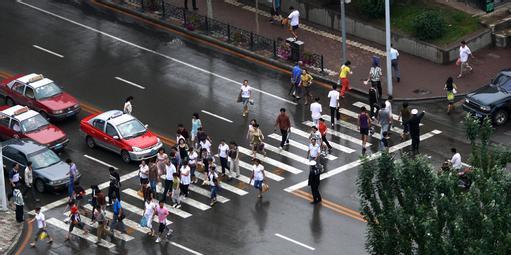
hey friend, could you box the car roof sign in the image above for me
[28,74,44,83]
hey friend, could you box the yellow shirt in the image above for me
[339,65,351,79]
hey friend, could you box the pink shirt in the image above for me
[156,206,169,223]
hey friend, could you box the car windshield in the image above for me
[21,114,49,133]
[28,149,61,169]
[34,82,62,100]
[496,75,511,92]
[117,119,146,139]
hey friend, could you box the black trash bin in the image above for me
[286,38,304,62]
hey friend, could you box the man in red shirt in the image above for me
[318,118,332,153]
[274,108,291,149]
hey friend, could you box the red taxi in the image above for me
[0,73,80,120]
[80,110,163,163]
[0,105,69,151]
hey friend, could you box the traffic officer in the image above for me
[308,161,321,204]
[405,109,425,155]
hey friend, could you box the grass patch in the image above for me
[350,0,482,46]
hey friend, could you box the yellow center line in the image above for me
[292,190,366,222]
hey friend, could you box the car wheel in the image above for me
[121,150,131,163]
[86,136,96,149]
[5,97,14,106]
[35,179,45,193]
[493,109,509,126]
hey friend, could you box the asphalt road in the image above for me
[0,0,509,254]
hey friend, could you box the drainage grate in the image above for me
[412,89,432,95]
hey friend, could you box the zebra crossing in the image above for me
[43,101,437,251]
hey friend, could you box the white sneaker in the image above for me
[155,237,161,243]
[176,204,182,209]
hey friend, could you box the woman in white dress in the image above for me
[143,192,157,236]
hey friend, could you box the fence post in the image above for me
[183,9,187,24]
[250,32,254,50]
[273,40,277,58]
[205,17,209,33]
[160,0,165,18]
[227,24,231,42]
[320,55,324,73]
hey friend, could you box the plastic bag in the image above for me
[39,230,48,240]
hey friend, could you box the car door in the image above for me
[90,119,108,149]
[10,82,27,105]
[0,116,13,140]
[104,123,123,154]
[23,86,37,110]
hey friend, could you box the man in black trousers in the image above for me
[108,167,121,205]
[308,161,321,204]
[405,109,425,155]
[184,0,198,10]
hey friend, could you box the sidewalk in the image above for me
[0,209,24,255]
[164,0,510,100]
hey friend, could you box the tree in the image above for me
[357,114,511,254]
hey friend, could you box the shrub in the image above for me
[412,10,446,41]
[356,0,386,19]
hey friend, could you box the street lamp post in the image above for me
[0,149,7,211]
[340,0,348,64]
[385,0,393,96]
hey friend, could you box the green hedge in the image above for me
[412,10,446,41]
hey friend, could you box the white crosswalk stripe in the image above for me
[120,200,172,224]
[289,127,355,153]
[321,114,382,139]
[188,185,230,203]
[339,108,404,133]
[238,146,303,174]
[46,217,116,249]
[122,189,194,217]
[263,142,313,166]
[83,204,150,234]
[62,212,135,242]
[195,171,249,195]
[303,121,370,146]
[352,101,423,126]
[238,161,284,181]
[268,133,338,160]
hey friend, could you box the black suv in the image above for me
[463,69,511,126]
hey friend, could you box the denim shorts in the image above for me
[254,180,263,190]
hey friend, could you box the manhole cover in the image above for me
[412,89,432,95]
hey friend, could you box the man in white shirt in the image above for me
[287,6,300,40]
[327,84,340,127]
[450,148,462,171]
[390,45,400,83]
[218,140,230,176]
[307,138,321,161]
[123,96,133,115]
[310,97,322,127]
[163,160,176,203]
[23,162,40,202]
[458,40,473,78]
[29,207,53,247]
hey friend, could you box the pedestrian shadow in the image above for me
[309,204,322,243]
[252,199,270,232]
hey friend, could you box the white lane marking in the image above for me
[123,188,193,217]
[195,171,249,195]
[321,114,382,139]
[62,212,134,242]
[238,146,302,174]
[32,44,64,58]
[18,0,296,105]
[274,233,315,251]
[201,110,233,123]
[268,133,338,160]
[340,108,404,133]
[353,102,423,126]
[238,161,284,181]
[114,76,146,90]
[170,241,204,255]
[303,121,370,146]
[46,218,116,249]
[122,200,170,223]
[284,130,442,192]
[83,204,149,234]
[84,154,118,169]
[32,169,139,214]
[188,185,230,203]
[290,127,355,154]
[263,142,311,165]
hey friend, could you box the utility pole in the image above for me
[0,149,7,211]
[340,0,347,64]
[385,0,393,96]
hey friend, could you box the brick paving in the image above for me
[0,209,23,254]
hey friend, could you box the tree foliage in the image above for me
[412,10,446,41]
[357,114,511,254]
[356,0,386,19]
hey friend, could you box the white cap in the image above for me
[411,109,418,115]
[308,160,317,166]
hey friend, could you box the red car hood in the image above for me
[39,93,78,111]
[24,125,66,145]
[122,131,158,149]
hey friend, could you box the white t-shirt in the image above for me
[200,140,212,153]
[328,90,339,108]
[310,102,322,119]
[218,144,229,158]
[252,164,265,181]
[188,151,198,165]
[139,164,149,179]
[390,48,399,60]
[459,46,471,62]
[385,100,392,114]
[165,163,176,180]
[123,101,132,115]
[451,153,462,170]
[35,212,46,229]
[180,165,191,185]
[241,85,251,98]
[208,171,219,186]
[288,10,300,26]
[308,143,321,158]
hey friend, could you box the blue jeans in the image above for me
[150,180,157,193]
[254,180,263,191]
[210,186,218,199]
[68,177,74,198]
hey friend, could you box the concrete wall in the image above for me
[257,0,492,64]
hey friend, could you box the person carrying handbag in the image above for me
[30,207,53,247]
[249,159,266,199]
[250,124,266,159]
[301,69,314,105]
[239,80,252,117]
[444,77,458,114]
[93,206,113,244]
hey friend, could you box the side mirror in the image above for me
[144,124,149,128]
[113,136,119,140]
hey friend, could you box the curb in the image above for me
[2,209,25,255]
[83,0,448,102]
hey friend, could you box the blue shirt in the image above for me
[68,163,77,180]
[113,200,121,215]
[292,65,302,84]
